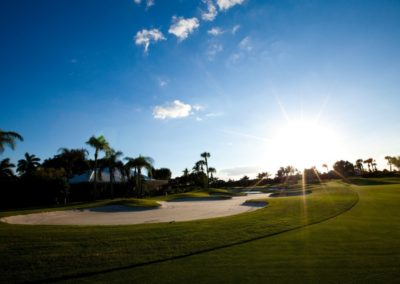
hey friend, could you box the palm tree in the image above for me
[385,156,394,172]
[105,149,123,197]
[17,153,40,176]
[372,160,377,172]
[0,158,15,178]
[200,152,211,188]
[193,160,205,173]
[208,167,216,181]
[86,135,110,196]
[125,155,154,197]
[363,158,373,172]
[0,130,23,154]
[257,172,269,179]
[355,159,364,173]
[285,165,294,177]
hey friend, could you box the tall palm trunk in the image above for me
[93,149,98,197]
[204,156,209,189]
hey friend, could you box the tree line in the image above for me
[0,130,172,208]
[1,129,400,208]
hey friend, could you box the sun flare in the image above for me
[271,120,341,170]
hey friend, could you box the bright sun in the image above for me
[271,120,341,170]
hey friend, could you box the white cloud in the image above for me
[202,0,218,21]
[217,0,245,11]
[133,0,141,4]
[208,27,224,36]
[153,100,192,119]
[134,28,166,53]
[232,24,240,34]
[239,36,253,51]
[168,16,199,41]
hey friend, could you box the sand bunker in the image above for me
[1,193,271,226]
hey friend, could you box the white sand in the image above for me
[1,193,271,226]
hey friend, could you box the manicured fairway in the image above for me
[1,181,397,283]
[72,181,400,283]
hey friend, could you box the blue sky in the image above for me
[1,0,400,179]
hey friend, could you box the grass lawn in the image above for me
[76,180,400,284]
[1,180,396,283]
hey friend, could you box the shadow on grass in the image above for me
[347,178,394,186]
[167,196,232,202]
[270,190,312,197]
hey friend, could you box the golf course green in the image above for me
[0,179,399,283]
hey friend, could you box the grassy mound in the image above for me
[155,190,233,202]
[209,188,247,196]
[93,198,161,209]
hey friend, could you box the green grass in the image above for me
[96,198,161,208]
[0,182,358,283]
[79,180,400,284]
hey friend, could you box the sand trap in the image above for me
[1,194,271,226]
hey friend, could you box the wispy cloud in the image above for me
[158,78,169,87]
[193,104,204,111]
[216,0,245,11]
[239,36,253,51]
[168,16,199,41]
[146,0,154,8]
[153,100,192,119]
[135,28,166,53]
[207,42,223,60]
[133,0,154,8]
[205,112,224,117]
[202,0,218,21]
[231,24,240,34]
[208,27,224,36]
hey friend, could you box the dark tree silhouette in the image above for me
[200,152,211,188]
[153,168,172,180]
[17,153,41,176]
[363,158,373,172]
[333,160,355,177]
[355,159,364,173]
[384,156,394,172]
[0,130,23,153]
[0,158,15,178]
